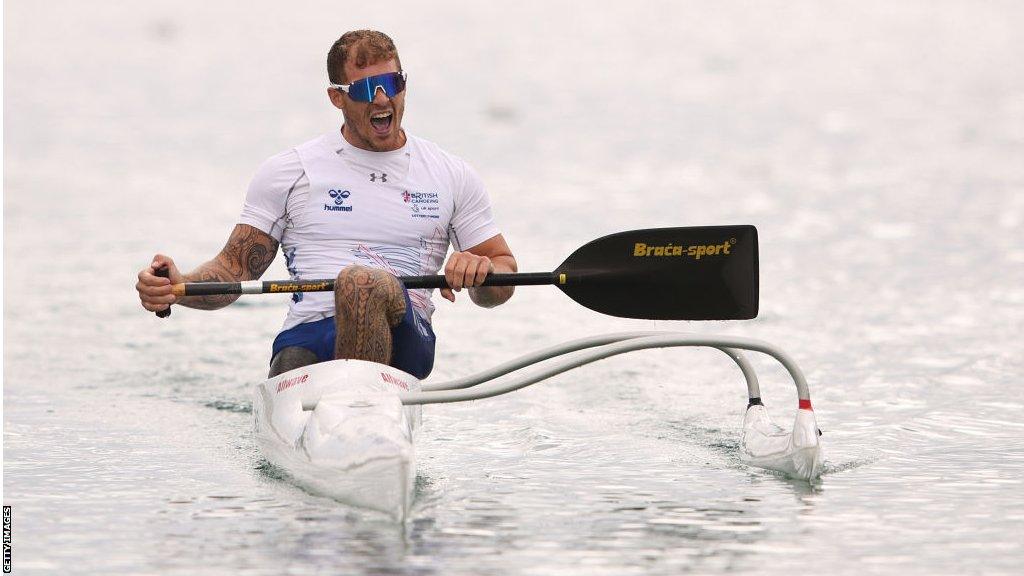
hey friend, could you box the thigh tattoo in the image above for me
[334,266,406,363]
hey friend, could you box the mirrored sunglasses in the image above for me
[329,71,407,103]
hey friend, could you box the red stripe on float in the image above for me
[799,399,813,411]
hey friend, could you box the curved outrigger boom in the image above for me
[400,332,824,481]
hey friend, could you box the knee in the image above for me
[334,265,406,323]
[335,265,395,292]
[269,346,318,378]
[335,264,363,283]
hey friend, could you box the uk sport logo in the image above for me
[324,189,353,212]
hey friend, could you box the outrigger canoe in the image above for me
[253,332,823,520]
[161,227,823,518]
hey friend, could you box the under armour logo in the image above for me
[370,172,387,183]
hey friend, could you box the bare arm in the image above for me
[136,224,279,313]
[178,224,280,309]
[442,233,517,308]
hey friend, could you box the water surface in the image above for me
[5,1,1023,574]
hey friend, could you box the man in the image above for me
[136,30,516,379]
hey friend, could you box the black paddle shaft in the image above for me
[177,272,558,297]
[400,272,556,289]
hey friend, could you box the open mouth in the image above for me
[370,110,393,134]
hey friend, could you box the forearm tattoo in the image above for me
[334,266,406,364]
[179,224,279,310]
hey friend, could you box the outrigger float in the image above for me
[165,226,824,519]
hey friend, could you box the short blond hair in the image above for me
[327,30,402,84]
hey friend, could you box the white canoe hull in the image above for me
[253,359,421,519]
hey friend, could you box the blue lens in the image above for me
[346,72,406,102]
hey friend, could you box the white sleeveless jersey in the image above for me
[238,129,500,331]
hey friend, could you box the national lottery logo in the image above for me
[324,189,353,212]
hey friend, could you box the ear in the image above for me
[328,88,346,110]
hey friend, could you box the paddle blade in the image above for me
[553,226,758,320]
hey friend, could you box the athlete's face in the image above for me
[329,58,406,152]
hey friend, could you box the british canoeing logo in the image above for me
[325,189,352,212]
[402,190,440,219]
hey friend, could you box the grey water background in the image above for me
[4,0,1023,574]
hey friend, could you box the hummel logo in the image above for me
[328,189,351,205]
[324,189,353,212]
[370,172,387,183]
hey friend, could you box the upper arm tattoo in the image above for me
[216,224,280,281]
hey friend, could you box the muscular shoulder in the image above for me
[246,146,309,216]
[241,146,307,239]
[252,147,304,188]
